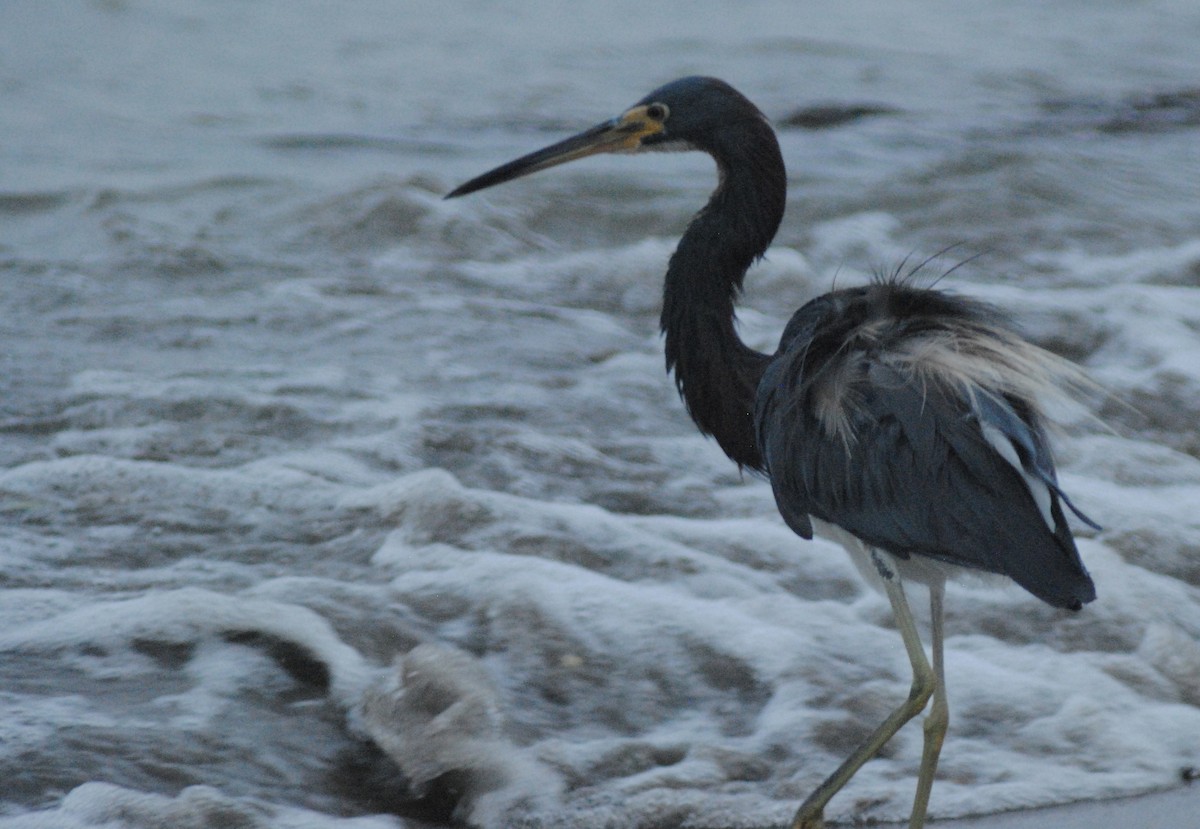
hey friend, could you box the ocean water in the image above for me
[3,1,1200,827]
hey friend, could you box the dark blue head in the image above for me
[630,76,770,155]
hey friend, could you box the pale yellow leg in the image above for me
[908,580,948,828]
[789,559,935,829]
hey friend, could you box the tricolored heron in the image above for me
[447,76,1097,829]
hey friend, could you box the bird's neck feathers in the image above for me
[660,116,786,471]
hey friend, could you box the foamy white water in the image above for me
[3,1,1200,827]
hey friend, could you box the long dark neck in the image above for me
[661,118,786,472]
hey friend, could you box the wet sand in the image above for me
[927,785,1198,828]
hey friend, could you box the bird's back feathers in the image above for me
[755,281,1096,610]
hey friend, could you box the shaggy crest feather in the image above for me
[886,324,1096,429]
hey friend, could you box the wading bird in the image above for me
[447,76,1096,829]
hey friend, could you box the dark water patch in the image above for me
[0,190,73,215]
[1098,378,1200,461]
[142,243,230,278]
[52,393,326,444]
[1015,305,1116,364]
[1104,526,1200,587]
[1039,88,1200,135]
[86,176,283,209]
[0,411,71,437]
[223,630,332,691]
[260,133,456,156]
[416,412,714,518]
[580,740,687,786]
[131,637,197,670]
[288,177,447,252]
[330,740,458,825]
[780,102,900,130]
[0,667,364,816]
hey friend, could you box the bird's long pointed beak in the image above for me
[446,106,664,199]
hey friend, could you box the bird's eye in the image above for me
[645,103,668,122]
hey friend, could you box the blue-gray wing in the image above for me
[755,355,1096,610]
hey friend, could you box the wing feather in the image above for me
[755,288,1096,610]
